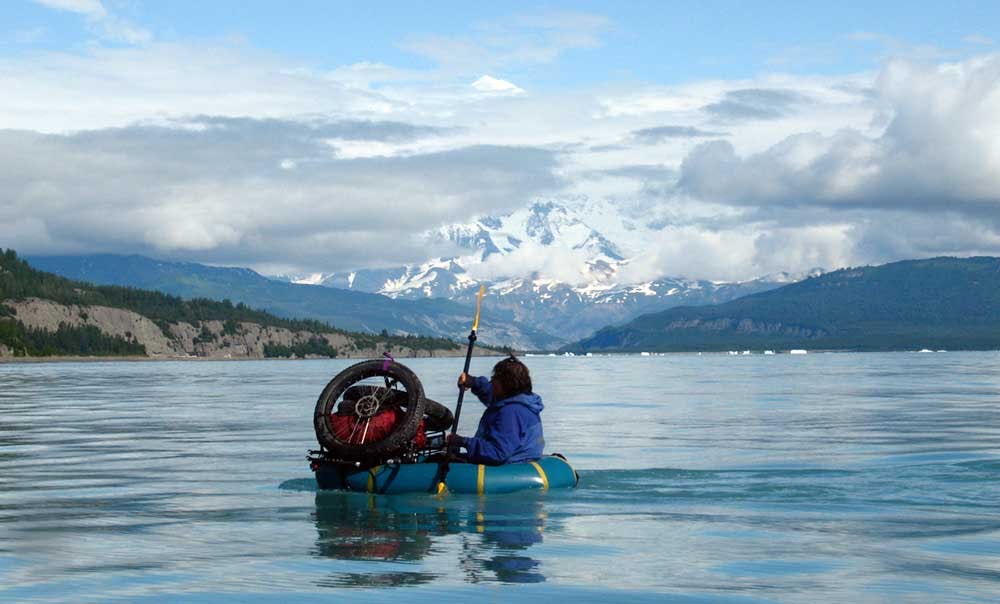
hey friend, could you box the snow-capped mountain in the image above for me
[293,199,821,347]
[323,200,633,295]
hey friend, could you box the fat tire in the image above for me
[314,360,426,461]
[422,398,454,432]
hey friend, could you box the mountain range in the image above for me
[281,200,811,344]
[570,256,1000,352]
[28,200,811,348]
[24,254,558,349]
[18,249,1000,353]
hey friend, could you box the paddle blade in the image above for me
[472,284,486,331]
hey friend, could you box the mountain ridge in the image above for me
[303,199,809,343]
[24,253,558,349]
[569,256,1000,352]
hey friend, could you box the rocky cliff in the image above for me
[2,298,468,360]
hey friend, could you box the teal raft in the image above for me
[313,454,579,495]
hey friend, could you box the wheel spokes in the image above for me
[346,416,362,444]
[337,376,405,446]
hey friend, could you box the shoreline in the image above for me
[4,349,991,364]
[0,350,507,364]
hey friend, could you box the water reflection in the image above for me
[312,491,548,587]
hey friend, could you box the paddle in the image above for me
[435,284,486,494]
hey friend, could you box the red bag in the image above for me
[330,406,426,448]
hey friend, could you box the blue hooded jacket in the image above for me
[457,376,545,465]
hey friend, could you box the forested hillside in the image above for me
[0,249,460,358]
[571,257,1000,352]
[25,253,558,349]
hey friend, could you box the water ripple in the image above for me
[2,354,1000,603]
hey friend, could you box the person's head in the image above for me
[490,355,532,400]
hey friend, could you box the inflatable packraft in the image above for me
[308,359,579,495]
[312,454,579,495]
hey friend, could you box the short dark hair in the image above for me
[491,355,532,397]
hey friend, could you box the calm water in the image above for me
[3,353,1000,603]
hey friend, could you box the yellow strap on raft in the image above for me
[367,465,381,493]
[477,464,486,495]
[436,481,448,495]
[529,461,549,490]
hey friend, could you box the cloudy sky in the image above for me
[3,1,1000,281]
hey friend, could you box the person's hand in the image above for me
[457,372,470,389]
[446,433,463,449]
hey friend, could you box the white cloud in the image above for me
[467,241,595,285]
[0,42,397,132]
[0,123,560,273]
[471,75,525,95]
[616,225,759,282]
[679,55,1000,209]
[625,53,1000,278]
[32,0,150,45]
[597,89,707,117]
[33,0,106,18]
[3,21,1000,281]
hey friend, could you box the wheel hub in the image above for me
[354,393,383,418]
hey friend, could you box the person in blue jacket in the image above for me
[448,355,544,465]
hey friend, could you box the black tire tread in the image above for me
[422,398,454,432]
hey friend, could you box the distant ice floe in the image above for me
[641,351,651,357]
[918,349,934,353]
[764,350,775,355]
[789,349,808,355]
